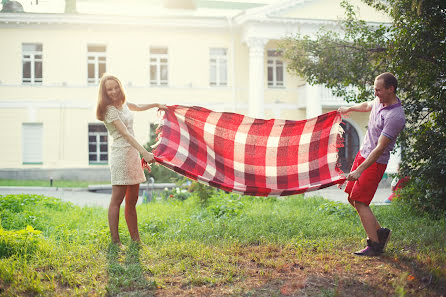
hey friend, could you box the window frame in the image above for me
[209,48,228,87]
[22,43,43,85]
[267,50,284,88]
[87,45,107,85]
[88,123,108,164]
[149,47,169,86]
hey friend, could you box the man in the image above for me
[338,72,406,256]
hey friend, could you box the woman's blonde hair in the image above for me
[96,74,126,121]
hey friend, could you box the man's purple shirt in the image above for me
[360,97,406,164]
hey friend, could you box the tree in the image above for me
[64,0,77,13]
[282,0,446,216]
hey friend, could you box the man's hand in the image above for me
[347,169,361,181]
[338,106,350,115]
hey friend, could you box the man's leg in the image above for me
[348,199,384,256]
[352,200,380,243]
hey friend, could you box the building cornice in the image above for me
[233,0,391,26]
[0,11,388,30]
[0,12,231,29]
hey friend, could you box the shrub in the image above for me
[0,225,42,258]
[0,194,73,231]
[207,192,244,218]
[189,182,215,206]
[396,179,445,219]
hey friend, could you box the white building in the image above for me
[0,0,398,181]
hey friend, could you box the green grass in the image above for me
[0,192,445,296]
[0,179,109,188]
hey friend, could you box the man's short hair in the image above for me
[376,72,398,93]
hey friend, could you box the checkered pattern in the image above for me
[152,105,346,196]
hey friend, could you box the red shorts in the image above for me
[344,152,387,206]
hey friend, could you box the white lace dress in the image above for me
[103,104,146,185]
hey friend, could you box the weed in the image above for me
[318,200,356,218]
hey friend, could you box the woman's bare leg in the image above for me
[108,185,127,244]
[124,184,141,242]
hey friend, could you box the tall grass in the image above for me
[0,192,445,296]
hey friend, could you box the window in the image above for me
[22,43,43,84]
[150,47,168,86]
[210,48,227,86]
[267,50,284,88]
[88,123,108,164]
[87,45,106,85]
[22,123,43,164]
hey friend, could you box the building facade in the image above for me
[0,0,399,181]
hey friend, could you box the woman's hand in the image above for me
[157,104,168,111]
[142,151,155,163]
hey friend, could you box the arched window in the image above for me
[338,121,360,173]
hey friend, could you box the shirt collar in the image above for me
[380,96,401,111]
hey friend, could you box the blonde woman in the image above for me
[96,74,167,244]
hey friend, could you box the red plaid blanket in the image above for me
[152,105,346,196]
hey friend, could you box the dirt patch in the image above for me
[152,245,446,297]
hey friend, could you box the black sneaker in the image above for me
[377,228,392,251]
[353,239,382,256]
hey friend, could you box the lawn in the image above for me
[0,191,445,296]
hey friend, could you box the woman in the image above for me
[96,74,167,244]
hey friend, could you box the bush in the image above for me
[0,225,42,258]
[189,182,215,206]
[207,192,244,218]
[0,194,73,231]
[157,188,192,201]
[396,179,445,219]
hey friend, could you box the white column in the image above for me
[246,38,268,118]
[305,83,322,119]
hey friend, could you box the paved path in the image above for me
[0,187,117,208]
[0,185,391,208]
[304,185,390,204]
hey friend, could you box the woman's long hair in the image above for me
[96,74,126,121]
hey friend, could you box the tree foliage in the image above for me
[282,0,446,216]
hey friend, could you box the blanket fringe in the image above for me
[151,110,166,150]
[151,123,163,150]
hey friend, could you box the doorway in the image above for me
[338,121,360,173]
